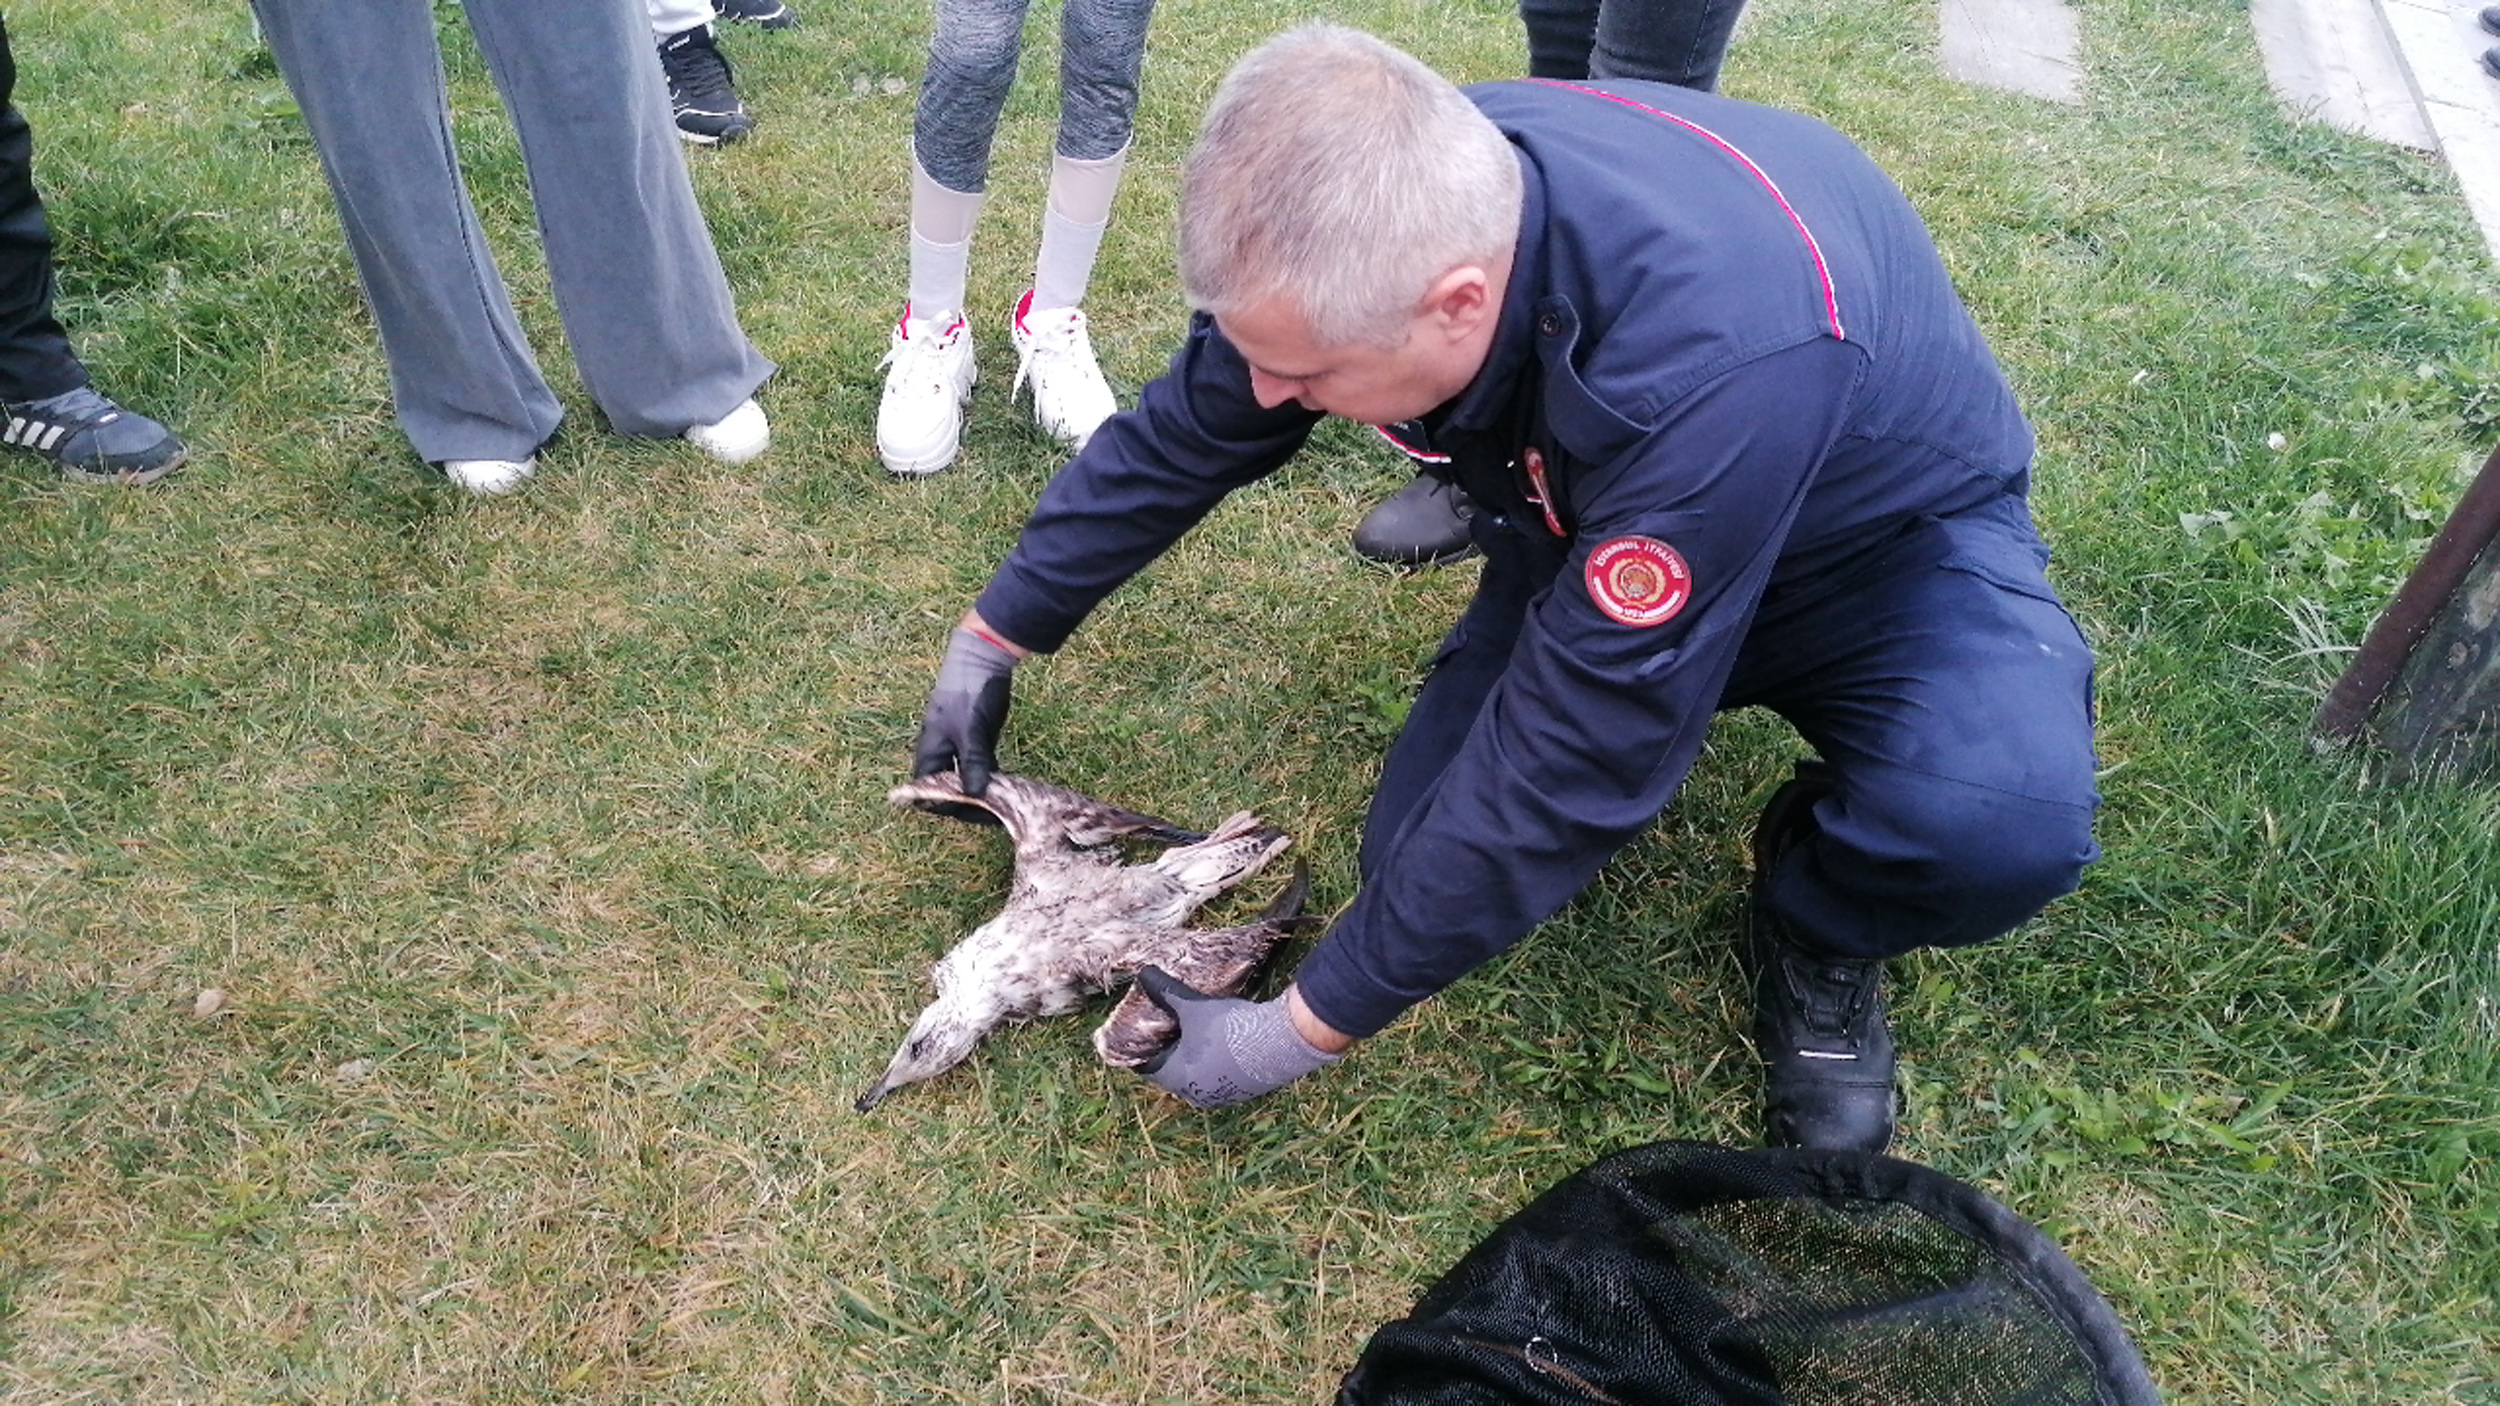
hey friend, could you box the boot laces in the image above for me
[1786,954,1876,1044]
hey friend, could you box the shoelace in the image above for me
[660,30,738,109]
[881,323,967,395]
[1783,955,1875,1043]
[1014,311,1093,395]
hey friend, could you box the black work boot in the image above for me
[1743,778,1897,1153]
[1352,473,1477,567]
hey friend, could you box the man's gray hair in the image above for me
[1178,25,1524,348]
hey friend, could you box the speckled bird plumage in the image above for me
[858,770,1308,1111]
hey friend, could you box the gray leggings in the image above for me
[914,0,1156,193]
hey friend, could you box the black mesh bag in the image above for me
[1339,1141,2160,1406]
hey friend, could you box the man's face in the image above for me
[1218,284,1495,426]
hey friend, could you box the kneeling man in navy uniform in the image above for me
[910,23,2099,1151]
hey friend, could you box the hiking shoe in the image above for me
[2,385,186,484]
[440,455,536,496]
[877,305,977,476]
[1352,473,1477,567]
[713,0,798,29]
[659,24,754,145]
[2483,5,2500,37]
[1010,290,1117,449]
[1742,777,1897,1153]
[685,396,769,463]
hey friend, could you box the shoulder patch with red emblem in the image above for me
[1584,536,1692,628]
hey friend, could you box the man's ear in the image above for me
[1418,264,1494,342]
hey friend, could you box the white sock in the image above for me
[1031,145,1128,313]
[908,156,984,327]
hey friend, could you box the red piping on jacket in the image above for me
[1528,80,1847,342]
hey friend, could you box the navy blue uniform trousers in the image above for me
[0,16,85,403]
[1364,494,2100,963]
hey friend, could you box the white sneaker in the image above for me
[1010,291,1117,449]
[441,456,536,496]
[686,396,770,464]
[876,306,977,476]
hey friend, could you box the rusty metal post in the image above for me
[2313,442,2500,743]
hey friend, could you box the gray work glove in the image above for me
[1133,966,1342,1108]
[911,626,1019,798]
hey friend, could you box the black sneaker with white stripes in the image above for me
[2,384,186,484]
[713,0,798,29]
[658,24,754,146]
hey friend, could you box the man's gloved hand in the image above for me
[912,625,1019,796]
[1133,967,1343,1108]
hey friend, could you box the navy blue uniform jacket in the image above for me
[971,78,2037,1039]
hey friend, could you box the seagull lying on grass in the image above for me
[858,770,1312,1111]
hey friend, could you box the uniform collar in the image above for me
[1427,145,1548,441]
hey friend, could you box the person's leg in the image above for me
[909,159,985,330]
[464,0,774,451]
[1030,146,1123,315]
[880,0,1030,474]
[648,0,712,34]
[911,0,1033,321]
[878,155,983,476]
[1038,0,1155,316]
[1518,0,1603,79]
[1734,501,2099,959]
[649,0,754,146]
[1589,0,1750,91]
[1724,497,2100,1150]
[0,23,79,404]
[1004,0,1151,448]
[0,17,184,482]
[1042,0,1154,308]
[253,0,562,468]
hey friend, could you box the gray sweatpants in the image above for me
[254,0,772,463]
[915,0,1156,193]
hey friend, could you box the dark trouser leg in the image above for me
[1729,499,2101,962]
[0,18,87,403]
[1519,0,1752,90]
[1724,497,2100,1150]
[1519,0,1602,78]
[1056,0,1154,163]
[1589,0,1749,91]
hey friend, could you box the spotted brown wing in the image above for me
[1092,863,1315,1068]
[888,771,1204,864]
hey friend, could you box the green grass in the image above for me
[4,0,2498,1399]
